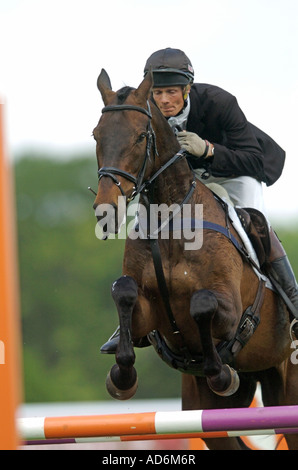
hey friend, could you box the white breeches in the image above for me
[194,170,267,216]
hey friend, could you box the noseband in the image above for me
[98,101,158,201]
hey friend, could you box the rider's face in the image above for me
[152,86,185,118]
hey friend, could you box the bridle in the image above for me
[97,101,196,204]
[98,101,159,201]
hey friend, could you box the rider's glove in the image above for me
[177,131,208,158]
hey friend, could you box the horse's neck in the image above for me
[153,157,193,205]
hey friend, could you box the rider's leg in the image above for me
[267,228,298,336]
[194,173,266,213]
[199,173,298,336]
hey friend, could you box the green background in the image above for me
[14,152,298,403]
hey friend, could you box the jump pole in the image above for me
[18,405,298,441]
[0,103,23,450]
[22,426,298,446]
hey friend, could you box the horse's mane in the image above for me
[115,86,166,122]
[116,86,135,104]
[116,86,175,141]
[116,86,161,117]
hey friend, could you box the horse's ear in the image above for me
[97,69,116,104]
[134,71,153,103]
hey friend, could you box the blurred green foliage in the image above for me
[14,153,298,403]
[14,153,181,403]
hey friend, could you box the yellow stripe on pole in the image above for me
[0,103,23,450]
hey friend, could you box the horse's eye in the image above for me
[136,132,147,144]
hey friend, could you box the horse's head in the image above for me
[92,69,159,238]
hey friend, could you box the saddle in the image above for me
[235,207,271,269]
[205,183,271,270]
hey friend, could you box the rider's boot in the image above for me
[100,326,151,354]
[267,228,298,338]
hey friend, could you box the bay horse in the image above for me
[92,69,298,450]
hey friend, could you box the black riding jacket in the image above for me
[186,83,285,186]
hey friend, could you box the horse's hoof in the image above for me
[106,367,138,400]
[207,364,240,397]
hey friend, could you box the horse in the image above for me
[92,69,298,450]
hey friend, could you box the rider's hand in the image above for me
[177,131,207,157]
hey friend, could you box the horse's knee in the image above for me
[190,290,240,397]
[111,276,138,366]
[107,276,139,401]
[111,275,138,308]
[190,289,218,324]
[190,289,220,376]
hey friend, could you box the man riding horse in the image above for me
[101,47,298,353]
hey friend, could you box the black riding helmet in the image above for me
[144,48,194,87]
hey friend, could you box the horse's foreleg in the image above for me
[106,275,138,400]
[190,289,240,397]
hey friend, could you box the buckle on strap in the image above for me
[231,278,266,356]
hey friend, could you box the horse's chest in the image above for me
[142,261,196,297]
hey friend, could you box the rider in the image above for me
[101,47,298,353]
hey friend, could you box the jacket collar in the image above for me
[187,85,207,134]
